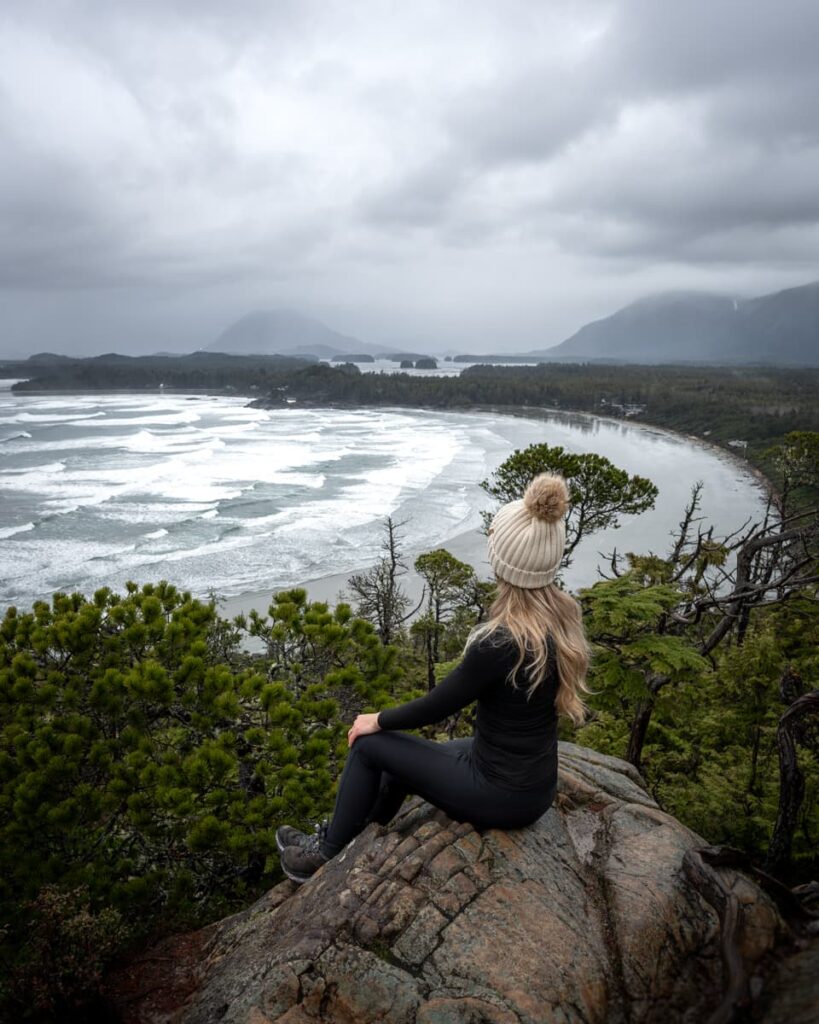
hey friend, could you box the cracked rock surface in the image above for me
[105,743,814,1024]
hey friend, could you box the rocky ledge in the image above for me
[105,743,818,1024]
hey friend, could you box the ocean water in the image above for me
[318,358,538,377]
[0,384,768,610]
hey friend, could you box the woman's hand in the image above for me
[347,712,381,747]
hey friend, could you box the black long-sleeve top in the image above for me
[377,629,560,792]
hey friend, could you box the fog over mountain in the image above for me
[205,311,375,359]
[2,1,819,356]
[543,281,819,365]
[206,282,817,366]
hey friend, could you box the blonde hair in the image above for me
[464,579,593,727]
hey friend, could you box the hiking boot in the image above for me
[275,817,329,856]
[279,820,334,884]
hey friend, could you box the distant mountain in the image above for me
[206,310,398,360]
[739,282,819,363]
[27,352,77,363]
[541,282,819,365]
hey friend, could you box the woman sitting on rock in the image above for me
[278,473,593,884]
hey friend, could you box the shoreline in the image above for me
[0,391,780,620]
[250,395,780,507]
[217,401,776,623]
[466,402,778,507]
[1,381,783,507]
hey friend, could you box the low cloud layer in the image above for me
[2,0,818,355]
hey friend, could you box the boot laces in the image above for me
[305,817,329,855]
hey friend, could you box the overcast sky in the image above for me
[2,0,818,356]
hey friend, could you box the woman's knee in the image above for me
[351,732,380,751]
[349,731,382,764]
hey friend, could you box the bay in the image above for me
[0,384,768,611]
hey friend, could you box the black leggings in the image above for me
[321,731,555,857]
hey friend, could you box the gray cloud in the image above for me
[446,68,613,167]
[1,0,818,355]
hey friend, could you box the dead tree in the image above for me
[766,667,819,876]
[346,515,424,644]
[600,481,819,770]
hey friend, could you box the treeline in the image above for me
[0,351,314,392]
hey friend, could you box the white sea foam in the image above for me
[94,501,221,524]
[0,392,769,609]
[119,428,201,452]
[0,411,106,424]
[3,461,67,482]
[74,410,203,427]
[0,521,36,539]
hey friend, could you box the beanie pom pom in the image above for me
[523,473,570,523]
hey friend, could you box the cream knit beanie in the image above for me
[487,473,570,588]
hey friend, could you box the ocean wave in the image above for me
[118,429,217,454]
[123,531,259,568]
[0,521,36,540]
[0,411,107,424]
[0,431,32,443]
[92,501,221,524]
[78,411,203,427]
[3,461,66,480]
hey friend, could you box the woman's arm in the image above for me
[377,637,513,730]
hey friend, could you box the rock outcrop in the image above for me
[105,743,819,1024]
